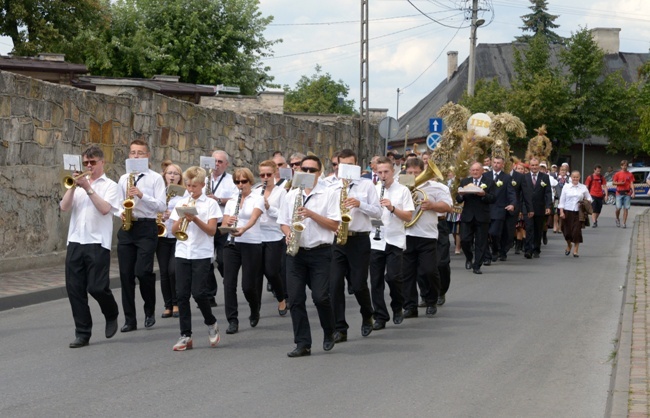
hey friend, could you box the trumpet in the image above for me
[61,171,91,189]
[122,173,136,231]
[174,198,196,241]
[404,159,444,228]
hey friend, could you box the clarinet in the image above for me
[260,180,268,195]
[373,181,385,240]
[227,190,243,246]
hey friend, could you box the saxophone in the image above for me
[373,181,385,240]
[335,179,352,245]
[286,185,306,256]
[227,190,243,246]
[122,173,136,231]
[205,169,213,196]
[157,185,182,237]
[174,197,195,241]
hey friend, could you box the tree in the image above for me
[80,0,279,95]
[637,62,650,154]
[283,65,356,114]
[0,0,108,60]
[516,0,563,45]
[459,78,509,114]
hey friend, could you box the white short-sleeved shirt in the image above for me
[224,193,265,244]
[65,174,120,251]
[277,183,341,248]
[558,183,592,212]
[209,171,239,212]
[406,180,453,239]
[171,194,222,259]
[255,184,287,242]
[370,180,414,251]
[161,194,184,239]
[117,169,167,218]
[332,178,381,232]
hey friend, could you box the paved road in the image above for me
[0,205,641,417]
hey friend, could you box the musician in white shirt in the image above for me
[329,149,382,343]
[277,155,341,358]
[116,139,166,332]
[60,145,120,348]
[369,157,414,330]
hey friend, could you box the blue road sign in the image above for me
[429,118,443,133]
[426,133,442,150]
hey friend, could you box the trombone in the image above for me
[61,171,92,189]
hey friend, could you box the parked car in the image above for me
[606,167,650,205]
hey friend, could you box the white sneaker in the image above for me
[208,323,220,347]
[173,335,193,351]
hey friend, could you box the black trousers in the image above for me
[369,245,404,322]
[117,221,158,326]
[488,218,506,258]
[525,214,545,254]
[403,235,439,310]
[330,234,374,333]
[460,218,489,269]
[286,245,335,349]
[261,239,286,303]
[175,257,216,337]
[437,219,451,296]
[501,213,517,257]
[156,237,177,309]
[207,231,228,298]
[65,243,119,340]
[223,242,262,324]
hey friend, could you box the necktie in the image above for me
[532,173,537,186]
[372,173,377,184]
[494,172,498,181]
[474,179,479,186]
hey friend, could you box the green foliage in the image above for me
[79,0,279,95]
[283,65,356,115]
[513,33,556,87]
[516,0,564,45]
[592,73,640,154]
[0,0,108,60]
[638,63,650,154]
[459,78,508,114]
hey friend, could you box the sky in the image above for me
[1,0,649,121]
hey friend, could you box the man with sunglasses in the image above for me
[278,156,341,358]
[324,153,340,188]
[60,146,121,348]
[117,139,166,332]
[205,150,239,306]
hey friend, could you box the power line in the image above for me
[407,0,471,28]
[268,12,455,26]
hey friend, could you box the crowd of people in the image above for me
[60,142,634,356]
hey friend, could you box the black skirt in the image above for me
[562,210,583,243]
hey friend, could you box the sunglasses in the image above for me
[300,167,319,173]
[83,160,99,166]
[216,160,226,164]
[259,173,274,178]
[332,163,338,167]
[290,162,301,167]
[234,179,250,185]
[277,162,287,167]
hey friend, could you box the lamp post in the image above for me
[467,0,485,97]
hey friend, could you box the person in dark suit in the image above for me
[486,156,516,263]
[502,162,532,258]
[455,162,496,274]
[523,158,553,258]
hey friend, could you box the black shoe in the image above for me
[333,331,347,343]
[393,311,404,325]
[425,306,437,317]
[226,321,238,334]
[287,347,311,358]
[323,335,335,351]
[473,268,482,275]
[278,303,288,317]
[533,253,540,259]
[484,259,491,266]
[121,323,137,333]
[524,252,532,259]
[161,310,173,318]
[144,316,155,329]
[499,255,507,262]
[465,260,472,270]
[372,320,386,330]
[542,232,548,245]
[361,320,373,337]
[209,297,218,308]
[250,316,260,328]
[69,337,89,348]
[105,318,118,339]
[403,308,418,319]
[491,255,498,262]
[437,295,446,306]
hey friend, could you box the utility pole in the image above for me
[360,0,370,148]
[467,0,481,97]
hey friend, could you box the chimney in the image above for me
[38,53,65,62]
[590,28,621,54]
[447,51,458,81]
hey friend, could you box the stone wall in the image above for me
[200,91,285,114]
[0,70,381,271]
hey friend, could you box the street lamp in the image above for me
[467,0,485,97]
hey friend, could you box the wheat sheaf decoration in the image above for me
[525,125,553,163]
[489,112,526,172]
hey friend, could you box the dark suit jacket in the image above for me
[510,170,532,215]
[455,174,496,223]
[489,171,516,220]
[523,171,553,215]
[361,173,372,180]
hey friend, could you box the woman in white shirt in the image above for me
[222,168,265,335]
[156,161,185,319]
[558,171,593,257]
[257,160,288,316]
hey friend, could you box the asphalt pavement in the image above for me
[0,204,646,417]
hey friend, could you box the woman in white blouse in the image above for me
[558,171,593,257]
[222,168,265,335]
[257,160,288,316]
